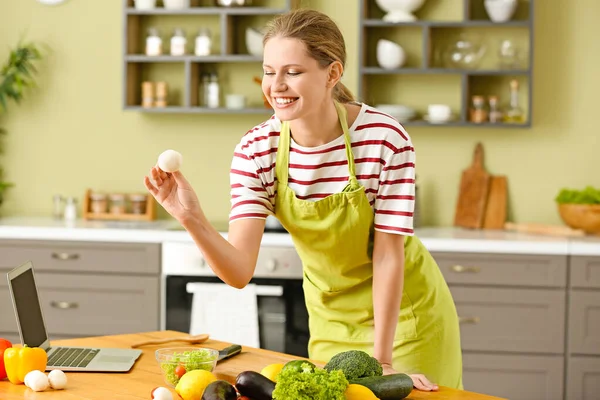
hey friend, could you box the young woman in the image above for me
[145,9,463,391]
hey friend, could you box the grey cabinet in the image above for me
[463,353,564,400]
[0,239,160,344]
[431,251,569,399]
[567,256,600,399]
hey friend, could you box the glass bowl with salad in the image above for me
[155,347,219,387]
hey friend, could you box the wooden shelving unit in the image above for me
[359,0,535,127]
[122,0,296,113]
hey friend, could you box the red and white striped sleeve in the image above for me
[228,126,277,223]
[373,138,416,236]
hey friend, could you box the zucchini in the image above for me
[350,373,413,400]
[235,370,275,400]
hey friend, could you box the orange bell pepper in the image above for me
[3,345,47,384]
[0,338,12,380]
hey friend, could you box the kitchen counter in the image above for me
[0,216,599,255]
[0,330,505,400]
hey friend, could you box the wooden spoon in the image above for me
[131,333,210,348]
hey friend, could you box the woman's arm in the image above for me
[372,229,405,367]
[146,167,264,289]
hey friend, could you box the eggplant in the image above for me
[201,380,237,400]
[235,371,275,400]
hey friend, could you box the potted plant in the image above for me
[0,41,43,206]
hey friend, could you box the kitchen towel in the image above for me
[186,282,260,348]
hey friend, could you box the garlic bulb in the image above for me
[48,369,68,389]
[152,386,174,400]
[157,149,183,173]
[24,370,49,392]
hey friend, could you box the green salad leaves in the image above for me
[272,362,348,400]
[555,186,600,205]
[160,349,216,386]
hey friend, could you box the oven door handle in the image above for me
[255,285,283,297]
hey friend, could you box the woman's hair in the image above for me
[263,9,355,104]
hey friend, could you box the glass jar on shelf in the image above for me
[109,193,127,215]
[470,95,488,123]
[170,28,187,56]
[194,28,212,56]
[488,96,503,123]
[145,28,163,56]
[504,79,525,124]
[129,194,148,215]
[89,192,108,214]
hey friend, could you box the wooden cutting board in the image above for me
[483,175,508,229]
[454,143,491,229]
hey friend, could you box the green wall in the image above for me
[0,0,597,226]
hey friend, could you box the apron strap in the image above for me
[275,101,358,187]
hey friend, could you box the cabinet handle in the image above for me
[51,252,80,261]
[450,265,481,273]
[459,316,480,324]
[50,301,79,309]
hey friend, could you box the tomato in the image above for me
[175,365,186,379]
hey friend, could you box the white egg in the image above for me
[152,386,174,400]
[157,149,183,173]
[24,370,46,389]
[48,369,68,389]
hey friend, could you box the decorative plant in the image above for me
[0,41,43,205]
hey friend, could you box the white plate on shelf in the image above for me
[423,114,456,124]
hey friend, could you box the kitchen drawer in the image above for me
[463,353,564,400]
[569,291,600,355]
[451,287,565,353]
[0,333,21,346]
[570,256,600,289]
[0,272,159,338]
[432,252,567,287]
[567,356,600,400]
[0,239,160,275]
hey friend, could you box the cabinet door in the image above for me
[569,291,600,355]
[451,287,565,353]
[0,239,160,275]
[567,356,600,400]
[570,256,600,289]
[463,353,564,400]
[432,252,567,288]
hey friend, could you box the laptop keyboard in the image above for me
[47,347,100,368]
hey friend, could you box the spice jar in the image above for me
[89,193,108,214]
[142,81,154,108]
[470,95,488,123]
[170,28,187,56]
[195,28,212,56]
[488,96,503,123]
[146,28,163,56]
[109,193,127,215]
[129,194,148,215]
[155,82,168,107]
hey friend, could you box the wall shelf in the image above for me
[123,0,295,113]
[359,0,535,127]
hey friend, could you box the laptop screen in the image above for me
[10,267,48,347]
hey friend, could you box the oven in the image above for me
[161,241,309,358]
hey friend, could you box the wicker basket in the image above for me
[558,204,600,234]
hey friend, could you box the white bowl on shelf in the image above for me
[245,27,264,57]
[163,0,189,9]
[484,0,518,22]
[375,0,427,22]
[377,39,406,69]
[376,104,416,122]
[134,0,157,10]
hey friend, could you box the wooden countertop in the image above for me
[0,330,505,400]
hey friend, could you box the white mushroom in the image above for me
[152,386,174,400]
[157,150,183,173]
[24,370,49,392]
[48,369,68,389]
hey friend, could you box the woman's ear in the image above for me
[326,61,343,88]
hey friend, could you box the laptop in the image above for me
[6,261,142,372]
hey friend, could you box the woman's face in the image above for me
[262,36,332,121]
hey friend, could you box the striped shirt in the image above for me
[229,103,416,235]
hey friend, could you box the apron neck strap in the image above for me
[276,101,357,186]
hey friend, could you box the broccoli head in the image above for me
[323,350,383,380]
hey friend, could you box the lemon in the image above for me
[175,369,217,400]
[344,383,379,400]
[260,363,285,382]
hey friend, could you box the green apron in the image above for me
[273,101,463,389]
